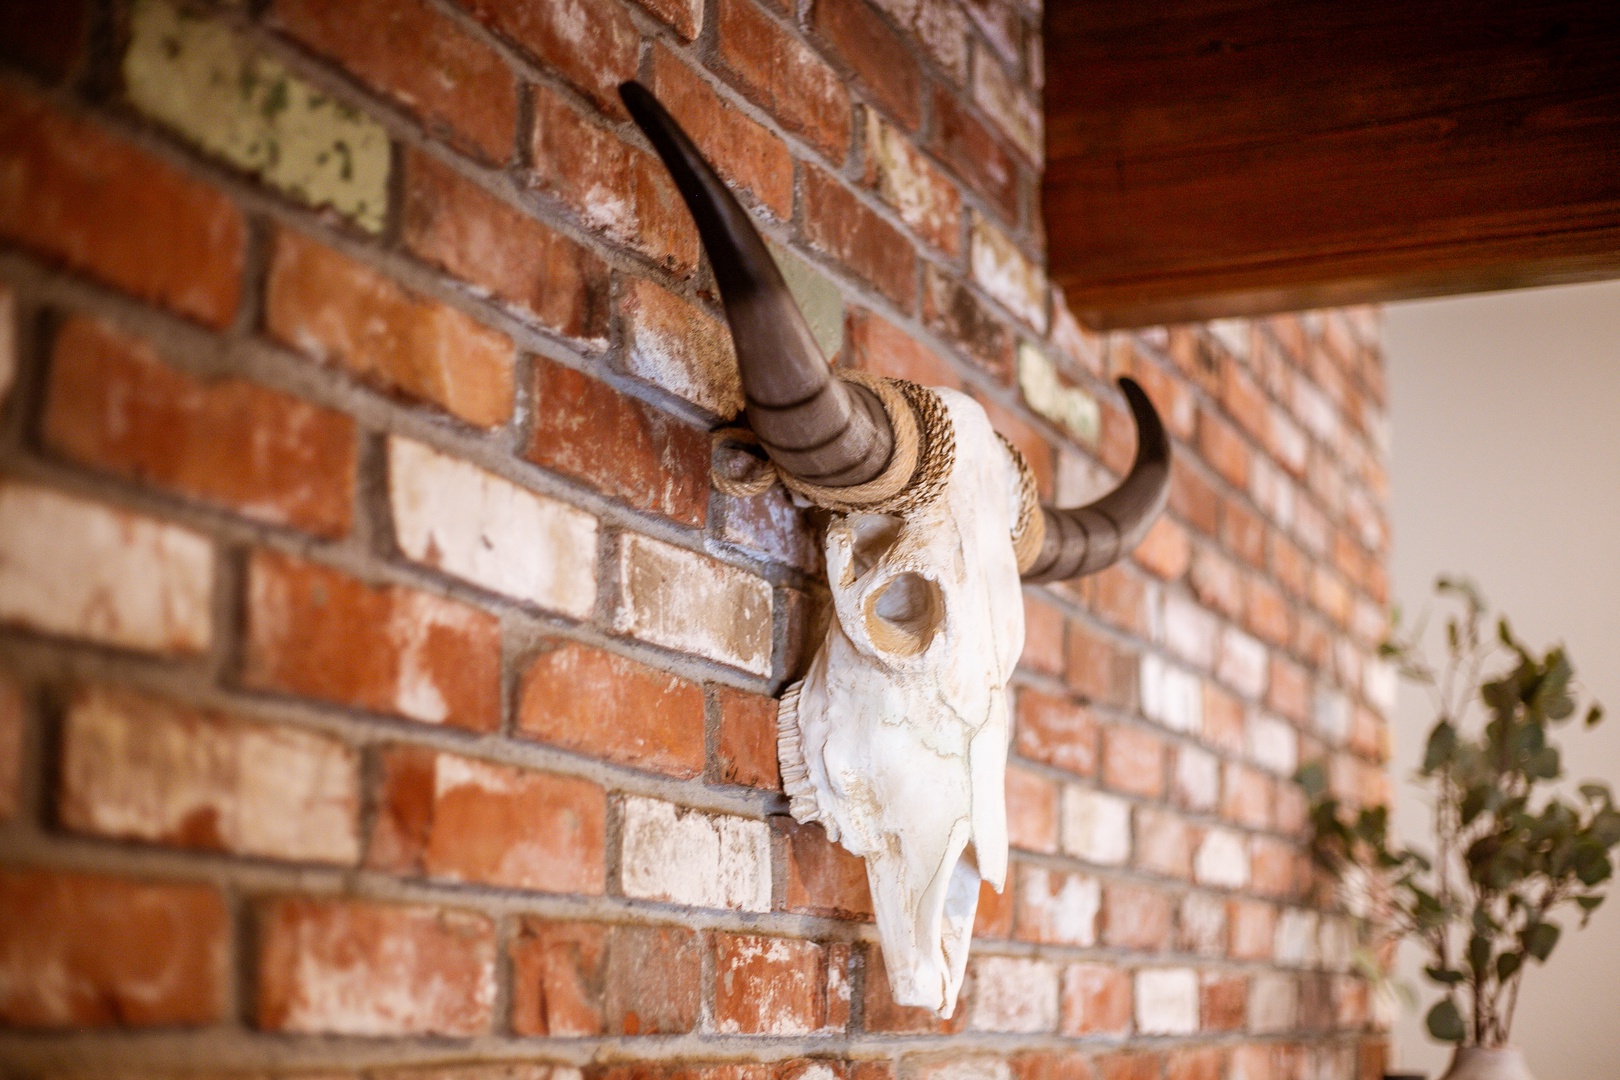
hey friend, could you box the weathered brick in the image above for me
[968,955,1059,1033]
[1174,744,1220,812]
[0,868,227,1027]
[1249,837,1300,899]
[619,796,771,911]
[1006,763,1059,853]
[1101,724,1165,799]
[1201,972,1248,1032]
[527,356,710,526]
[458,0,637,113]
[977,875,1015,939]
[0,671,20,823]
[1020,342,1100,446]
[775,816,873,919]
[60,685,359,863]
[403,150,609,343]
[849,308,960,389]
[1180,892,1227,957]
[719,483,820,574]
[266,228,515,427]
[0,83,244,327]
[0,481,212,655]
[509,919,700,1036]
[1065,622,1137,709]
[923,264,1013,381]
[1222,761,1273,830]
[813,0,923,129]
[1163,592,1219,670]
[930,84,1019,220]
[370,746,607,894]
[1198,409,1250,490]
[1202,682,1246,755]
[1194,828,1251,889]
[1135,517,1191,580]
[243,550,500,731]
[1189,545,1244,621]
[530,85,699,273]
[971,215,1047,332]
[1247,973,1298,1033]
[972,51,1041,163]
[621,276,741,419]
[1166,1047,1224,1080]
[1014,865,1099,947]
[1061,962,1132,1036]
[1140,654,1204,735]
[864,115,961,255]
[803,167,916,310]
[716,686,781,790]
[1101,881,1171,951]
[1134,807,1193,880]
[517,641,704,778]
[1061,787,1130,866]
[1094,1052,1162,1080]
[651,47,793,220]
[389,437,597,616]
[862,943,965,1034]
[1012,1052,1095,1080]
[1134,969,1198,1036]
[611,535,773,676]
[1229,899,1275,961]
[1274,908,1319,967]
[273,0,516,163]
[44,316,355,537]
[1015,688,1097,777]
[716,0,852,162]
[714,933,848,1034]
[257,897,495,1035]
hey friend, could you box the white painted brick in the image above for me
[1141,653,1203,734]
[0,481,212,653]
[1163,592,1219,669]
[1207,318,1250,360]
[1269,406,1309,474]
[1319,916,1355,973]
[1134,968,1198,1035]
[1293,375,1339,445]
[1249,972,1298,1033]
[972,53,1042,164]
[1274,908,1319,967]
[968,955,1059,1033]
[1249,713,1299,775]
[1180,891,1227,956]
[907,1060,1011,1080]
[1015,865,1099,946]
[622,277,742,419]
[612,534,773,676]
[970,215,1047,332]
[1250,457,1296,530]
[1219,627,1269,699]
[1059,787,1131,866]
[1314,687,1351,742]
[390,438,597,619]
[1194,828,1250,889]
[619,796,771,912]
[1175,745,1220,812]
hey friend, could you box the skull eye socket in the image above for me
[848,513,904,577]
[863,571,943,656]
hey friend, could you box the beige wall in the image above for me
[1385,281,1620,1077]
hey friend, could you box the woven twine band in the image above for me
[999,432,1047,574]
[710,371,955,515]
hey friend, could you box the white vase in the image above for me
[1437,1046,1536,1080]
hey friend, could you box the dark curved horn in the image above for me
[1021,377,1172,582]
[620,82,894,486]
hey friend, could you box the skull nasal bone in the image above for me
[864,572,943,656]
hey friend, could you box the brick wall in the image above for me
[0,1,1393,1079]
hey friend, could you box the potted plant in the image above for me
[1299,579,1620,1080]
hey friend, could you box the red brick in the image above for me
[1101,881,1171,950]
[458,0,636,113]
[1094,1052,1161,1080]
[0,84,244,327]
[1065,622,1137,710]
[716,0,852,162]
[1250,837,1300,899]
[509,919,700,1036]
[243,550,501,732]
[265,228,515,428]
[651,47,794,220]
[257,897,495,1035]
[1081,565,1149,636]
[1246,575,1294,647]
[274,0,516,163]
[1006,763,1059,853]
[1229,899,1275,961]
[1061,962,1131,1036]
[1272,533,1310,597]
[1170,461,1221,537]
[1222,762,1273,830]
[863,116,962,256]
[44,316,355,537]
[1019,596,1066,677]
[1134,807,1193,880]
[0,868,226,1027]
[775,817,873,919]
[803,167,917,311]
[403,150,609,342]
[1222,498,1268,567]
[59,685,360,864]
[1189,546,1243,621]
[1102,724,1165,799]
[977,874,1015,938]
[1202,684,1246,756]
[1200,973,1247,1032]
[1013,1052,1095,1080]
[531,85,699,273]
[848,308,961,389]
[1015,687,1098,778]
[526,355,710,526]
[812,0,922,129]
[714,933,846,1034]
[1268,657,1311,724]
[0,0,88,81]
[370,746,606,894]
[1135,517,1191,580]
[977,393,1053,497]
[922,264,1013,382]
[1014,866,1099,946]
[1198,408,1250,490]
[1097,393,1139,476]
[929,84,1019,221]
[1167,1047,1224,1080]
[862,943,965,1034]
[517,641,705,778]
[716,686,781,790]
[0,671,20,822]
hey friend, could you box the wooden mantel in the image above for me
[1044,0,1620,328]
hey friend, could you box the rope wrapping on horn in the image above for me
[997,433,1048,574]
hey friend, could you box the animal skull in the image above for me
[779,390,1024,1016]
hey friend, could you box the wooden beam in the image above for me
[1044,0,1620,327]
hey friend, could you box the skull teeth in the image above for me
[777,680,837,841]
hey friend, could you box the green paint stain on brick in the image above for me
[767,240,843,361]
[1019,342,1099,445]
[124,0,389,232]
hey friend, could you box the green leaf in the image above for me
[1424,965,1465,986]
[1427,998,1467,1043]
[1496,951,1523,981]
[1296,760,1329,801]
[1587,704,1605,728]
[1577,894,1606,913]
[1522,921,1561,962]
[1423,721,1458,774]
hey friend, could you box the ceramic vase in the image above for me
[1437,1047,1535,1080]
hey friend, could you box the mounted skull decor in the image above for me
[621,83,1172,1018]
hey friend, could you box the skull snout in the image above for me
[867,824,985,1017]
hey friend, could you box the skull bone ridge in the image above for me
[779,389,1024,1017]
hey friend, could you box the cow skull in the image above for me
[622,83,1171,1018]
